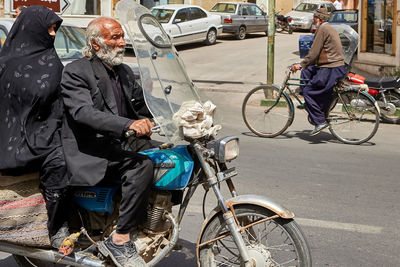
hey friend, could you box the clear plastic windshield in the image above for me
[331,24,359,65]
[115,0,204,141]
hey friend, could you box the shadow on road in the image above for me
[159,238,197,266]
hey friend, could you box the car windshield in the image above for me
[151,8,175,23]
[210,3,237,13]
[54,25,85,60]
[330,12,358,23]
[294,3,318,12]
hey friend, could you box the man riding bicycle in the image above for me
[291,8,347,136]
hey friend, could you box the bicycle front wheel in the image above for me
[328,90,379,145]
[242,85,294,138]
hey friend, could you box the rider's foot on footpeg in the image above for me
[98,234,148,267]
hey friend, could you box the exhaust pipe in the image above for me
[0,242,105,267]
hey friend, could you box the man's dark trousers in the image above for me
[102,138,155,234]
[300,65,347,125]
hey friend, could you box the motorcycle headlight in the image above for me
[207,136,239,163]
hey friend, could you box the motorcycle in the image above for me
[0,1,312,266]
[275,10,293,34]
[347,73,400,124]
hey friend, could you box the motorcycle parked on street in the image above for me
[347,73,400,124]
[276,10,293,34]
[0,1,311,266]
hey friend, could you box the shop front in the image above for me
[356,0,399,74]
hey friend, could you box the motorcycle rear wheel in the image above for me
[198,205,312,267]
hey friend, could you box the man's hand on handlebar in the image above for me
[129,118,154,137]
[291,63,302,73]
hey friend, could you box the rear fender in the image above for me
[195,194,295,265]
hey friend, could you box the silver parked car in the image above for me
[209,2,268,40]
[286,0,336,31]
[0,18,86,64]
[151,4,223,46]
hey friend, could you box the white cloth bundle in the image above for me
[173,100,221,139]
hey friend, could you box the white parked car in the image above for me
[286,0,336,31]
[151,4,223,46]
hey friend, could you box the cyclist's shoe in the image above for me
[296,104,305,109]
[98,234,147,267]
[310,122,329,136]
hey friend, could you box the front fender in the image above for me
[360,91,381,116]
[195,194,294,265]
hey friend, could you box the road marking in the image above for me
[295,218,382,234]
[179,205,382,234]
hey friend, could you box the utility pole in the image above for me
[267,0,275,85]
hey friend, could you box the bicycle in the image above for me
[242,66,380,145]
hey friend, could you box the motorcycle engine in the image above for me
[143,191,173,232]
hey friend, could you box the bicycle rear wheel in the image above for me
[328,90,379,145]
[242,85,294,138]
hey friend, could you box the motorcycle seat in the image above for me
[364,76,400,90]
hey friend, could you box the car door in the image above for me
[239,4,256,32]
[250,5,268,32]
[169,8,192,44]
[188,7,209,42]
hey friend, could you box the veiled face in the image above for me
[48,24,57,37]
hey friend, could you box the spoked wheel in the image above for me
[327,90,379,145]
[242,85,294,137]
[198,205,312,267]
[376,90,400,124]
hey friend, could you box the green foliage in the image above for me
[385,66,400,77]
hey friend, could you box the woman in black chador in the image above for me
[0,5,70,248]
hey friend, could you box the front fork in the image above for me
[194,144,253,267]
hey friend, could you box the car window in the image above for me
[151,8,175,23]
[330,12,358,23]
[249,5,263,16]
[210,3,237,13]
[240,5,250,16]
[295,3,318,12]
[174,8,189,22]
[189,7,207,20]
[54,26,86,60]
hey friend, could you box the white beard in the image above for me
[96,42,125,66]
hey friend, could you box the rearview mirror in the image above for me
[173,18,182,24]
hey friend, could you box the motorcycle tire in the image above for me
[198,204,312,267]
[288,26,293,34]
[276,24,283,33]
[13,255,66,267]
[377,90,400,124]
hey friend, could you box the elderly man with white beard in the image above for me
[60,17,157,267]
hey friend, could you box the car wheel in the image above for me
[204,29,217,45]
[236,26,246,40]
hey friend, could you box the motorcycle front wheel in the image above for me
[377,90,400,124]
[198,205,312,267]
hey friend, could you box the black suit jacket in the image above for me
[61,57,145,186]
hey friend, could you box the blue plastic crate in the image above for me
[299,35,314,58]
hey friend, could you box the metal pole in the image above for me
[267,0,275,85]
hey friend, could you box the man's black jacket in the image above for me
[61,56,146,186]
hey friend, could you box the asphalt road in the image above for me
[1,32,399,267]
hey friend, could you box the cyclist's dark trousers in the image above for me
[39,147,71,237]
[102,137,156,234]
[300,65,347,125]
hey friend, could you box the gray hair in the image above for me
[82,22,103,59]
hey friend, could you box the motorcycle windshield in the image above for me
[331,24,359,66]
[115,0,204,141]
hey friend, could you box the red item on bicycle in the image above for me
[346,73,365,84]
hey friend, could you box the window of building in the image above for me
[366,0,395,54]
